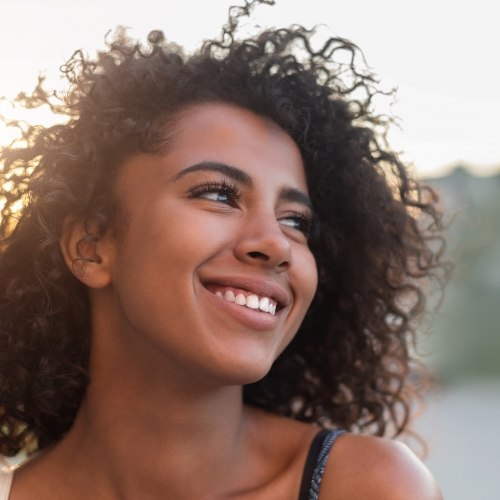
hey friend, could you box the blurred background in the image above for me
[1,1,499,497]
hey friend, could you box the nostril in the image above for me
[247,251,269,260]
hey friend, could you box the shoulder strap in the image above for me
[298,429,345,500]
[0,469,13,500]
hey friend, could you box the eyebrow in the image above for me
[169,160,312,210]
[169,161,253,187]
[279,187,313,210]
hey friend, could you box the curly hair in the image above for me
[0,0,447,456]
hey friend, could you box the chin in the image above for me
[209,354,275,387]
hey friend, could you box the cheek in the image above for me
[120,199,229,259]
[298,248,318,307]
[275,248,317,356]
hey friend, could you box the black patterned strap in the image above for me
[298,428,346,500]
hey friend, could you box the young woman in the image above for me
[0,2,446,498]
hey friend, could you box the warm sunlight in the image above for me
[1,0,498,178]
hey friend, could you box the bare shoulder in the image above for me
[319,433,443,500]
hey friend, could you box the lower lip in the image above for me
[201,286,283,332]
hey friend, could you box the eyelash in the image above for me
[281,212,314,237]
[188,180,314,237]
[188,179,241,207]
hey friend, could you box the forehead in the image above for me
[171,102,296,147]
[165,102,307,187]
[115,103,309,205]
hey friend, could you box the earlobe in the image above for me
[60,215,113,289]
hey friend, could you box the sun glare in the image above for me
[0,104,62,150]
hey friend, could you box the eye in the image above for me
[278,212,314,237]
[188,180,240,207]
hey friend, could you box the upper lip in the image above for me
[200,275,292,309]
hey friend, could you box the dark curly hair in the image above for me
[0,0,447,457]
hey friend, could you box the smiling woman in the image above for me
[0,1,446,499]
[83,104,318,388]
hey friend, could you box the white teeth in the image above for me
[235,293,246,305]
[259,297,270,312]
[213,288,278,315]
[246,294,260,309]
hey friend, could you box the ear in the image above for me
[60,215,114,289]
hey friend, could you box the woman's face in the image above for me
[98,103,318,386]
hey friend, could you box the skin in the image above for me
[9,103,442,499]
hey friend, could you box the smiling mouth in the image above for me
[205,285,279,315]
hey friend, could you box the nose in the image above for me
[234,212,292,272]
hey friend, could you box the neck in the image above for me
[48,305,255,499]
[53,362,249,499]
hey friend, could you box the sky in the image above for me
[0,0,498,178]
